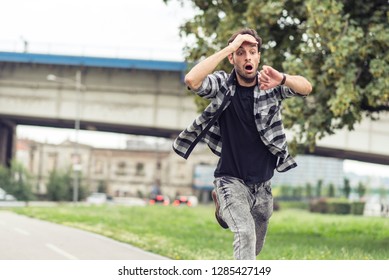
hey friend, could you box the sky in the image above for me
[2,0,194,148]
[2,0,389,177]
[1,0,194,61]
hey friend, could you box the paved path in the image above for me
[0,211,168,260]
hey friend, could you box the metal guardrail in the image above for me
[0,40,185,62]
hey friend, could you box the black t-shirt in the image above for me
[214,83,277,184]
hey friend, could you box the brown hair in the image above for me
[227,28,262,51]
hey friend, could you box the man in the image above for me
[173,28,312,260]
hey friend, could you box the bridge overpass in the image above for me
[0,51,388,167]
[0,51,197,167]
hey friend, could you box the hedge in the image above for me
[309,199,365,215]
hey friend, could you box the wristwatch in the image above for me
[280,73,286,85]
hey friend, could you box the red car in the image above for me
[172,195,198,207]
[149,195,170,206]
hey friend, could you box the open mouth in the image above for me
[245,64,253,71]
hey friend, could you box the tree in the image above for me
[10,161,35,202]
[316,179,323,197]
[46,170,72,201]
[280,184,291,198]
[343,177,351,198]
[356,181,367,199]
[292,186,303,199]
[165,0,388,153]
[0,161,34,202]
[46,169,87,202]
[305,182,313,198]
[0,165,12,193]
[97,180,108,193]
[328,183,336,198]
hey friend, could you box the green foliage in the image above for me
[310,198,365,215]
[0,165,12,193]
[46,170,71,201]
[305,182,313,198]
[316,179,323,197]
[357,181,367,198]
[350,202,365,215]
[0,161,34,201]
[292,186,304,198]
[278,200,309,210]
[328,200,351,215]
[343,177,352,198]
[165,0,389,153]
[9,161,35,202]
[327,183,336,197]
[279,184,292,197]
[309,198,329,213]
[277,184,304,199]
[97,180,108,193]
[46,169,87,201]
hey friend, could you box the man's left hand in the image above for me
[258,65,283,90]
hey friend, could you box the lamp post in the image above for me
[47,70,82,203]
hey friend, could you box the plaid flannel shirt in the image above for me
[173,69,302,172]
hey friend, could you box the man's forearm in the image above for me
[284,74,312,95]
[184,45,233,90]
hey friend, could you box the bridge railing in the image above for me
[0,40,184,61]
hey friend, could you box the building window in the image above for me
[71,153,81,165]
[94,160,103,174]
[116,161,127,176]
[47,152,58,171]
[135,162,145,176]
[175,162,186,179]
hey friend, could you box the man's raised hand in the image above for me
[228,34,258,53]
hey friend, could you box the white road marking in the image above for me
[14,227,30,236]
[45,243,78,260]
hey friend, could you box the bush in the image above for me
[0,161,35,202]
[46,170,70,201]
[273,200,280,211]
[46,169,87,201]
[0,165,12,193]
[309,198,356,215]
[328,201,351,215]
[279,201,309,210]
[309,198,329,213]
[350,202,365,215]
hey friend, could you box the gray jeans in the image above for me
[213,176,273,260]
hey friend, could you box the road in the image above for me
[0,211,168,260]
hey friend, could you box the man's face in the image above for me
[228,42,261,86]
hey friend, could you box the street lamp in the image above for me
[47,70,83,203]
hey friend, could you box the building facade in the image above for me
[19,137,382,202]
[15,138,214,200]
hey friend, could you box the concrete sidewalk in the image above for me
[0,211,168,260]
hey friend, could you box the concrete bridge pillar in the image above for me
[0,120,15,168]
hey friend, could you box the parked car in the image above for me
[0,188,16,201]
[172,195,198,207]
[149,194,170,206]
[112,196,147,206]
[0,189,5,200]
[86,192,107,205]
[364,195,389,217]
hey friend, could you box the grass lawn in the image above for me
[12,205,389,260]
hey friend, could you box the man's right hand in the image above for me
[228,34,258,53]
[185,34,258,91]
